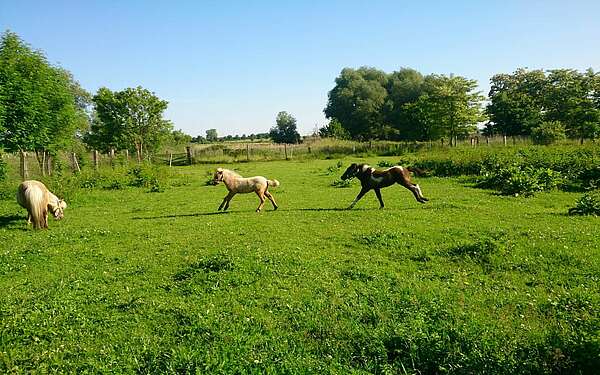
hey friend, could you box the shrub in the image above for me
[331,178,352,188]
[477,165,563,196]
[531,121,566,145]
[324,161,344,175]
[569,190,600,216]
[377,160,393,168]
[128,166,153,187]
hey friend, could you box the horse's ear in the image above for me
[217,168,223,172]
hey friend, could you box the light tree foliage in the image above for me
[0,30,89,162]
[86,86,171,161]
[206,129,218,142]
[270,111,301,144]
[485,68,600,142]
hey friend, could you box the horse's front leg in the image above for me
[219,192,235,211]
[374,188,385,209]
[348,187,370,209]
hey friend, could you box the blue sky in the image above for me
[1,1,599,137]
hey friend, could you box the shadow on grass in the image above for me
[132,211,232,220]
[0,215,27,230]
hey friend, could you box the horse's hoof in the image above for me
[379,206,385,210]
[273,206,278,211]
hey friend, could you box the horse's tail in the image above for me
[17,181,48,229]
[267,179,280,188]
[407,166,425,176]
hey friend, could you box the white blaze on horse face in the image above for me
[361,164,370,173]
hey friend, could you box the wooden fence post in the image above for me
[186,146,193,165]
[93,150,99,171]
[246,144,250,161]
[20,151,28,180]
[169,152,173,167]
[284,144,288,160]
[486,137,489,145]
[125,149,129,165]
[109,148,115,167]
[503,135,507,146]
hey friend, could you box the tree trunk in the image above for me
[136,143,142,164]
[45,152,52,176]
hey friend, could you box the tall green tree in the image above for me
[87,86,170,161]
[485,69,546,136]
[385,68,425,139]
[324,67,389,140]
[407,74,485,143]
[206,129,218,142]
[544,69,600,142]
[0,30,89,166]
[270,111,301,144]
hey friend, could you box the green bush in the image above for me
[331,178,352,188]
[531,121,566,145]
[477,165,563,196]
[569,190,600,216]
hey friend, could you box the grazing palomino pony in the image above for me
[341,163,428,209]
[16,180,67,229]
[212,168,280,212]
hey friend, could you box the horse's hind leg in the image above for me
[265,191,278,210]
[255,191,266,212]
[374,188,385,209]
[401,183,428,203]
[397,170,428,203]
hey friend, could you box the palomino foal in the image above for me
[213,168,280,212]
[341,163,428,209]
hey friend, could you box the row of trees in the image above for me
[323,67,485,144]
[322,66,600,143]
[485,68,600,142]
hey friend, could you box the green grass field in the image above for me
[0,158,598,374]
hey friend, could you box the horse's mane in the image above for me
[222,168,243,178]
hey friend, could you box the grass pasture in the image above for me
[0,158,599,374]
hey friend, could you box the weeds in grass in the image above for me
[331,178,352,188]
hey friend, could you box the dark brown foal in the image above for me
[341,163,428,209]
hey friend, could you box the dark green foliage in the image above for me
[569,190,600,216]
[0,156,6,181]
[319,119,350,139]
[324,67,485,142]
